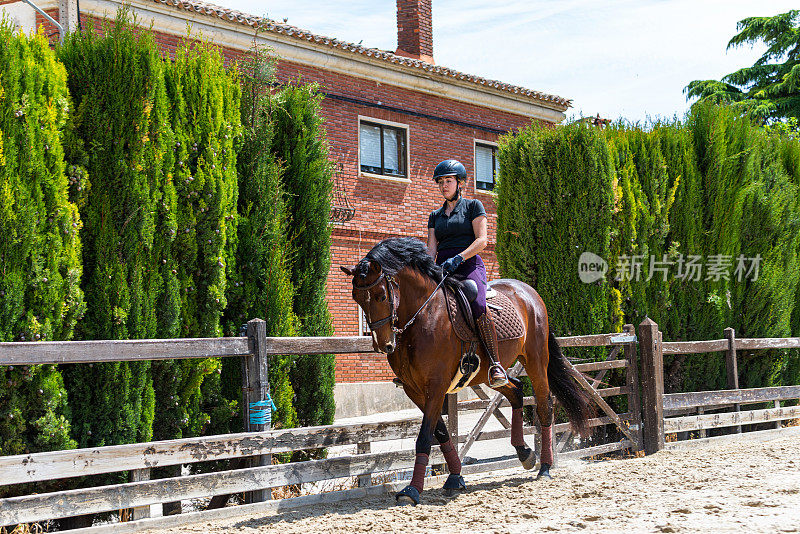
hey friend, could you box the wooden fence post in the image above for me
[243,318,272,503]
[622,323,643,452]
[724,327,742,434]
[638,317,664,454]
[356,442,371,487]
[129,469,151,520]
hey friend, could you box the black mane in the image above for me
[355,237,462,291]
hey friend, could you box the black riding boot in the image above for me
[476,314,508,388]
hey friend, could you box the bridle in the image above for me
[353,270,449,337]
[353,271,400,332]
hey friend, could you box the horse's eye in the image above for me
[377,293,387,302]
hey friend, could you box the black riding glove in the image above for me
[441,254,464,275]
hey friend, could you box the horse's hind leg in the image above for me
[433,418,466,496]
[498,377,537,470]
[531,366,555,480]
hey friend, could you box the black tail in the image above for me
[547,331,594,437]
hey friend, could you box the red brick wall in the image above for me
[31,11,551,383]
[396,0,433,61]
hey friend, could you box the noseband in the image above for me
[353,272,400,332]
[353,271,450,336]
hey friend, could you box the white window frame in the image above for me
[474,139,499,196]
[358,115,411,184]
[357,306,371,337]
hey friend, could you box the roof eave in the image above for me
[76,0,569,121]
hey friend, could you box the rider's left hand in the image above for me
[441,254,464,275]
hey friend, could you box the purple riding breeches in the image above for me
[436,247,487,319]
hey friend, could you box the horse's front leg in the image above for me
[434,417,466,497]
[396,398,443,506]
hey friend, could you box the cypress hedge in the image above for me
[58,12,175,448]
[496,122,615,338]
[159,38,241,439]
[0,23,81,471]
[496,103,800,392]
[271,83,335,428]
[222,47,299,432]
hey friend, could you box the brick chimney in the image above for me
[395,0,434,64]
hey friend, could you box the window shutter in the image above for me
[360,123,382,169]
[383,128,400,174]
[476,145,494,185]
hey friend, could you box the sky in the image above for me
[213,1,798,123]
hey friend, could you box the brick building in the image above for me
[2,0,571,416]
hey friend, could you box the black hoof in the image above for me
[396,485,420,506]
[515,446,536,470]
[442,474,466,497]
[536,463,552,480]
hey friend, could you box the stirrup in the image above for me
[488,364,509,388]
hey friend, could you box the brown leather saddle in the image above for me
[444,280,525,342]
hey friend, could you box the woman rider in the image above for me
[427,159,508,388]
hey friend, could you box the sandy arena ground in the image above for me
[155,433,800,534]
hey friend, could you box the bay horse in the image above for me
[341,237,594,506]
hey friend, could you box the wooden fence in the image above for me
[0,320,643,532]
[638,319,800,454]
[3,316,797,532]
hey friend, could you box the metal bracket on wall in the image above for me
[19,0,64,40]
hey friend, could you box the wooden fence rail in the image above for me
[0,419,423,486]
[639,321,800,454]
[0,335,375,365]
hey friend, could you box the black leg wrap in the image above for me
[537,463,552,480]
[442,474,466,497]
[396,485,420,506]
[433,420,449,444]
[515,445,536,470]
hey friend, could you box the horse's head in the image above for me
[341,261,398,354]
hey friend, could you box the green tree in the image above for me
[221,47,299,432]
[157,38,241,441]
[270,83,335,428]
[685,10,800,123]
[0,23,81,472]
[58,11,177,449]
[606,125,679,331]
[496,122,615,338]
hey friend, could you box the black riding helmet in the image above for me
[433,159,467,182]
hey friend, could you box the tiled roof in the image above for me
[151,0,572,110]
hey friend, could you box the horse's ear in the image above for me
[340,265,356,277]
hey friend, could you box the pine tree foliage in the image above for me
[686,10,800,122]
[0,23,80,466]
[270,84,335,428]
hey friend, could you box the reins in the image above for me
[353,271,449,336]
[394,275,448,335]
